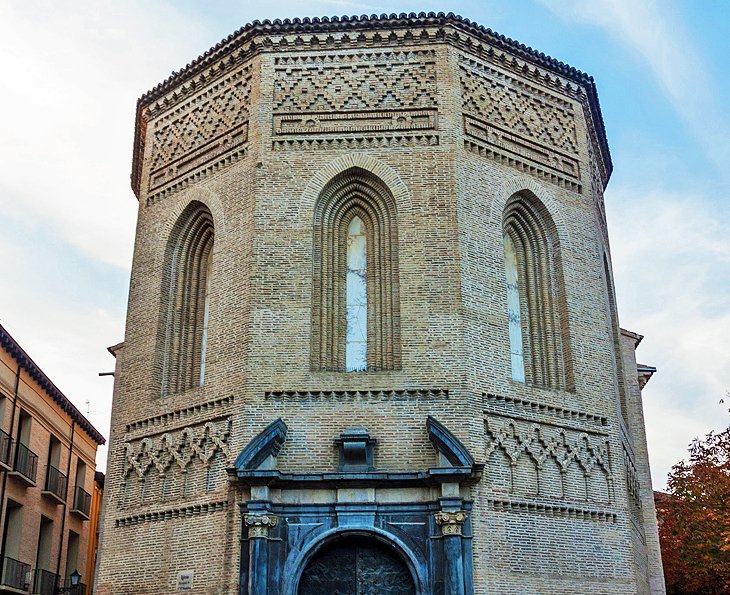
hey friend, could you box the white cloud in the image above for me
[536,0,730,177]
[0,1,216,268]
[606,186,730,488]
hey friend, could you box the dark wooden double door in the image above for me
[299,537,416,595]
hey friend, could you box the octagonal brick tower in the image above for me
[97,12,665,595]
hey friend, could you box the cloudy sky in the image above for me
[0,0,728,486]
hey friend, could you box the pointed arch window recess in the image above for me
[312,167,401,372]
[502,192,573,391]
[160,202,214,395]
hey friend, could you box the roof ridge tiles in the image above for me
[137,12,595,106]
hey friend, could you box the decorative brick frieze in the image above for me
[460,55,583,191]
[271,50,438,150]
[484,413,612,503]
[122,419,231,478]
[485,496,617,523]
[115,500,228,527]
[483,393,607,429]
[273,50,437,112]
[265,388,449,401]
[125,396,234,434]
[273,109,437,136]
[144,63,252,203]
[272,134,439,151]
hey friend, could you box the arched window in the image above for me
[312,167,401,372]
[502,192,573,390]
[346,216,368,371]
[160,202,214,395]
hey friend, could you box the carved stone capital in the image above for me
[244,513,278,538]
[435,510,468,536]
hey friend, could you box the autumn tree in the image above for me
[658,412,730,594]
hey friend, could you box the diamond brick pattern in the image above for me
[461,64,578,155]
[274,51,436,113]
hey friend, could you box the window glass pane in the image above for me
[504,234,525,382]
[346,216,367,371]
[200,247,213,385]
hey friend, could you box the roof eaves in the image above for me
[0,323,107,445]
[131,11,613,197]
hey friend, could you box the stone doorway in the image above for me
[298,537,416,595]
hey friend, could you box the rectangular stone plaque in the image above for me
[177,570,193,591]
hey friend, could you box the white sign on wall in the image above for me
[177,570,194,591]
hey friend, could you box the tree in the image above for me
[658,411,730,594]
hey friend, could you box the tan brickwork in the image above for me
[97,13,664,594]
[0,324,104,593]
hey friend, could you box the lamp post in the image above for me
[55,569,81,593]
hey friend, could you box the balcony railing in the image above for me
[71,486,91,519]
[1,556,31,590]
[42,465,68,503]
[59,578,86,595]
[13,442,38,484]
[32,568,58,595]
[0,429,12,469]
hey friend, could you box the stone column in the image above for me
[244,513,278,595]
[435,510,468,595]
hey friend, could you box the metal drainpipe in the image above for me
[55,420,76,584]
[0,363,22,566]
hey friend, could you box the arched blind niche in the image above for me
[160,201,214,395]
[502,192,573,391]
[312,167,401,372]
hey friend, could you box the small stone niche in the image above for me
[335,428,376,472]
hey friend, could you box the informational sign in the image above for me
[177,570,194,591]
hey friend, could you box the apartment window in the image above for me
[311,167,401,372]
[33,516,58,595]
[1,501,29,590]
[74,458,86,488]
[0,397,10,467]
[35,516,54,570]
[14,410,38,483]
[65,531,79,581]
[69,459,90,519]
[43,435,67,501]
[33,516,57,594]
[503,192,573,390]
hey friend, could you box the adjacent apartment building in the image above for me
[0,323,105,594]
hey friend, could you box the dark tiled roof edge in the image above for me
[0,323,106,445]
[130,12,612,197]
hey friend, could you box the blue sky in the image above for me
[0,0,728,486]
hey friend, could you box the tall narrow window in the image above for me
[503,192,573,390]
[199,247,213,384]
[160,202,214,395]
[346,216,368,371]
[312,167,401,372]
[503,234,525,382]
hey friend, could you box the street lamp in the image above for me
[55,570,81,593]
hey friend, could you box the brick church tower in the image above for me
[97,12,665,594]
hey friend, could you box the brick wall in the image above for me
[97,14,664,594]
